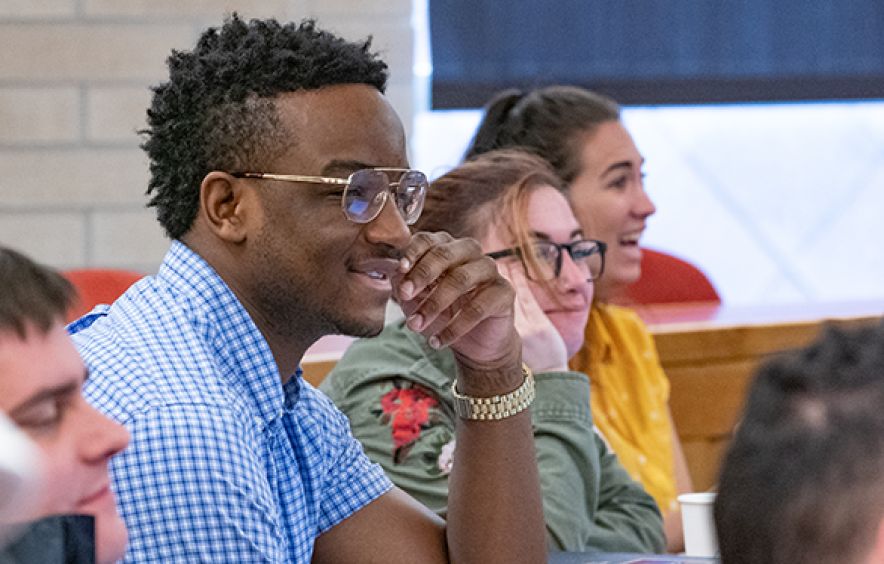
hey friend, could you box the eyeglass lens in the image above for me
[530,240,604,281]
[342,169,428,225]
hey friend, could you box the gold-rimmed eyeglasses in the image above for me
[232,168,428,225]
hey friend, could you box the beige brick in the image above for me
[83,0,289,18]
[329,20,413,82]
[0,0,75,19]
[313,0,410,17]
[0,212,86,268]
[0,24,195,81]
[87,87,153,144]
[0,150,150,207]
[91,209,168,271]
[0,87,79,144]
[186,5,312,35]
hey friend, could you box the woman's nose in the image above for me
[558,251,592,291]
[633,182,656,219]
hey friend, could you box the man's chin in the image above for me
[334,318,385,339]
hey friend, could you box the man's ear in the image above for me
[199,171,251,244]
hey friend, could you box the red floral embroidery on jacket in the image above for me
[380,386,437,464]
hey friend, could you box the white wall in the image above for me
[411,101,884,306]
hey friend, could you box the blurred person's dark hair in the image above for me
[715,323,884,564]
[142,14,389,240]
[0,247,75,339]
[463,86,620,184]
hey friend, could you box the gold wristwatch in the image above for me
[451,364,535,420]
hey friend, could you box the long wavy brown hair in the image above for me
[413,149,568,298]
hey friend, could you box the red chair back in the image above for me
[62,268,145,322]
[612,248,721,306]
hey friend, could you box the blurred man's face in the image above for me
[0,322,130,564]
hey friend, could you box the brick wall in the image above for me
[0,0,415,274]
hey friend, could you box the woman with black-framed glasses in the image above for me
[320,150,666,555]
[465,86,694,554]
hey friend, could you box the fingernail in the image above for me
[399,257,411,271]
[407,313,423,332]
[428,335,441,349]
[400,280,414,300]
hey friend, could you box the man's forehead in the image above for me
[275,85,395,126]
[274,85,408,166]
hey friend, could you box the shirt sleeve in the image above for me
[320,363,457,519]
[532,371,666,554]
[111,405,288,563]
[299,388,395,533]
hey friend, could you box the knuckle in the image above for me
[431,243,457,264]
[456,236,483,257]
[460,299,487,323]
[410,261,435,281]
[447,266,474,289]
[419,294,442,315]
[498,274,516,297]
[411,231,437,246]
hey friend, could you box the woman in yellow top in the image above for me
[464,86,693,553]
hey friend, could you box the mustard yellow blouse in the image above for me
[569,302,678,514]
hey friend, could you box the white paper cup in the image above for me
[678,492,719,558]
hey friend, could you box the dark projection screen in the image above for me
[430,0,884,108]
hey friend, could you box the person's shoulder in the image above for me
[325,320,455,396]
[595,301,648,327]
[594,302,653,339]
[74,282,235,421]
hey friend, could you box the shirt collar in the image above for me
[589,302,615,365]
[159,241,300,422]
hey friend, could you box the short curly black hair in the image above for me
[142,15,389,239]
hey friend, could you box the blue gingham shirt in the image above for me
[70,241,393,563]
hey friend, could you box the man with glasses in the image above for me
[69,16,546,564]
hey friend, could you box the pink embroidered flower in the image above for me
[437,440,456,474]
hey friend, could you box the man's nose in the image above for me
[363,191,411,248]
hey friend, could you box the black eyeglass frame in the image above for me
[231,168,428,225]
[487,239,607,281]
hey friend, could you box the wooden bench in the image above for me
[645,300,884,490]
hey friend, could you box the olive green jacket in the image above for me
[318,320,665,554]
